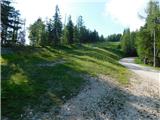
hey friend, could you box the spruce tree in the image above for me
[52,5,62,46]
[66,16,74,44]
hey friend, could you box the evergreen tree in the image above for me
[46,19,53,45]
[100,35,105,42]
[73,25,79,43]
[106,34,122,42]
[66,16,74,44]
[11,10,22,43]
[1,0,22,45]
[1,0,12,44]
[76,16,84,44]
[52,5,62,46]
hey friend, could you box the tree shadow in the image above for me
[1,47,86,119]
[96,78,160,120]
[56,75,160,120]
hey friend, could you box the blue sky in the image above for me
[13,0,159,44]
[66,2,125,36]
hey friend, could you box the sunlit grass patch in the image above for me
[10,73,28,85]
[0,57,8,65]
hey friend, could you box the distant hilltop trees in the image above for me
[28,5,105,47]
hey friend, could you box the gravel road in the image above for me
[119,57,160,81]
[24,58,160,120]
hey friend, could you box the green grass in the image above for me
[135,57,160,70]
[1,41,130,119]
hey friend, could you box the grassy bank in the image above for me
[1,42,130,119]
[135,57,160,70]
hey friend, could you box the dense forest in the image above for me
[1,0,160,66]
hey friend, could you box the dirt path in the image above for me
[119,57,160,120]
[26,58,160,120]
[119,57,160,81]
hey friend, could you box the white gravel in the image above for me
[119,57,160,81]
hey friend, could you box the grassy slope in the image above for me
[1,42,130,119]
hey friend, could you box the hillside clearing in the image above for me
[1,42,130,119]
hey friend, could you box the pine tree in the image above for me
[73,25,79,43]
[1,0,22,45]
[52,5,62,46]
[66,16,74,44]
[46,19,53,45]
[76,16,84,44]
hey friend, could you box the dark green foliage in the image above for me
[129,32,137,56]
[73,25,79,43]
[1,0,13,44]
[136,1,160,66]
[66,16,74,44]
[60,15,104,45]
[99,35,105,42]
[106,34,122,42]
[136,28,153,65]
[52,5,62,46]
[76,16,84,44]
[1,0,23,45]
[46,19,54,45]
[121,28,137,56]
[91,30,99,42]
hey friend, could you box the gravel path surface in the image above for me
[119,57,160,120]
[119,57,160,81]
[25,58,160,120]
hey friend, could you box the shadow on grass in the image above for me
[1,48,86,119]
[1,44,126,119]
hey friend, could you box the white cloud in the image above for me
[14,0,72,26]
[105,0,149,31]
